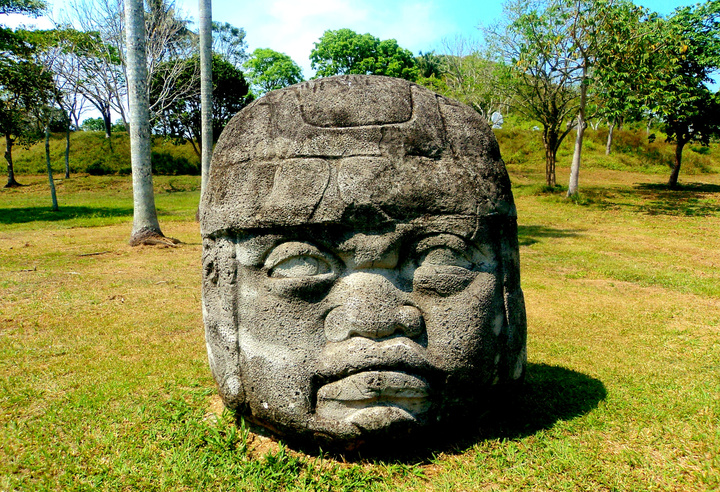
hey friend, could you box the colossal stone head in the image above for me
[200,75,526,448]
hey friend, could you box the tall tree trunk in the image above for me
[668,138,686,190]
[101,106,113,139]
[4,135,21,188]
[542,127,557,188]
[606,120,615,156]
[567,117,585,197]
[199,0,213,202]
[125,0,166,246]
[64,119,71,179]
[45,125,59,211]
[567,72,587,198]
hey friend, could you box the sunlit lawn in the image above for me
[1,169,719,491]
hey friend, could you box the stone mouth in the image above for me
[315,371,432,427]
[318,371,429,403]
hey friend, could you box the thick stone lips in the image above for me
[315,371,432,428]
[317,371,430,404]
[315,338,435,428]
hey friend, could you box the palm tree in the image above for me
[199,0,213,200]
[125,0,171,245]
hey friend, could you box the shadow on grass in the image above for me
[632,182,720,217]
[276,363,605,462]
[580,181,720,217]
[518,225,583,246]
[0,206,133,224]
[474,363,607,441]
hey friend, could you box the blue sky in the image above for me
[2,0,704,78]
[181,0,699,77]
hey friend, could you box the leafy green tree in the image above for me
[310,28,418,80]
[415,51,444,79]
[81,117,105,131]
[0,59,55,187]
[645,2,720,189]
[152,54,252,157]
[243,48,303,96]
[414,50,447,93]
[594,0,720,188]
[1,0,48,187]
[0,0,46,53]
[591,0,654,155]
[485,0,582,188]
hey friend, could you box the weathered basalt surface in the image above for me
[200,74,527,449]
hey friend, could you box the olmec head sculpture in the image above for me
[200,75,526,448]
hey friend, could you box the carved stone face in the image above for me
[201,75,526,446]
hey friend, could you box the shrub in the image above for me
[151,151,200,175]
[690,145,710,155]
[86,161,114,175]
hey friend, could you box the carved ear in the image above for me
[499,218,528,383]
[202,236,245,408]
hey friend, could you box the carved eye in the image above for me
[419,246,474,270]
[270,255,331,278]
[265,242,336,279]
[204,260,218,284]
[409,234,494,297]
[414,234,479,270]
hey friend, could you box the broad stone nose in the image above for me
[324,272,424,343]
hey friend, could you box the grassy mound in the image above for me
[10,131,201,176]
[496,128,720,177]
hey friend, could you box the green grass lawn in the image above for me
[1,164,719,490]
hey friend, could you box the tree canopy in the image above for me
[0,57,55,187]
[310,28,418,80]
[1,0,46,54]
[243,48,303,96]
[1,1,55,188]
[151,54,252,156]
[211,21,248,68]
[485,0,583,188]
[647,1,720,188]
[592,0,720,188]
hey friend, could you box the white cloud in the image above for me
[1,12,54,29]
